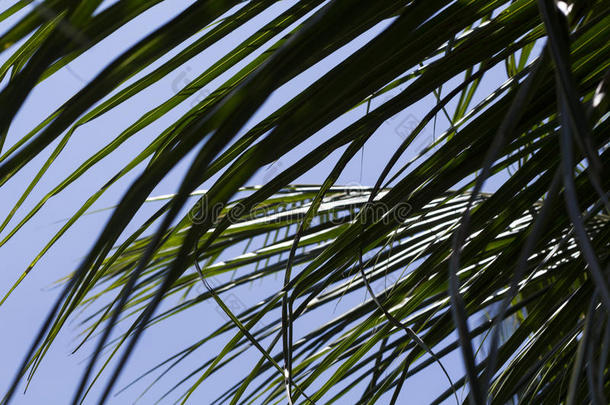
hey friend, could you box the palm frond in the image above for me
[0,0,608,404]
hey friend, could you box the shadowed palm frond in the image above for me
[0,0,608,404]
[77,186,609,405]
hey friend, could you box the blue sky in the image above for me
[0,1,522,403]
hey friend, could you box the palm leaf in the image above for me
[0,0,608,404]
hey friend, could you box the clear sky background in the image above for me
[0,1,519,403]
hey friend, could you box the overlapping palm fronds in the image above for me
[0,0,608,404]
